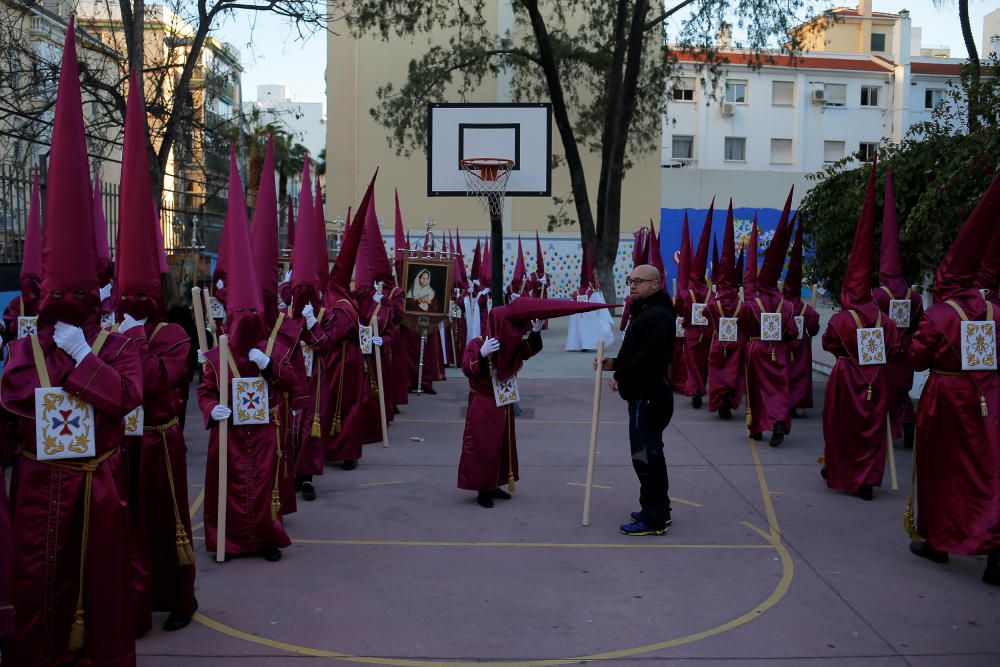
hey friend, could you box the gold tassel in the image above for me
[903,503,920,541]
[329,414,342,436]
[175,522,196,566]
[508,473,515,493]
[270,487,282,522]
[311,414,321,438]
[770,347,775,362]
[981,395,988,417]
[866,385,872,401]
[68,608,85,652]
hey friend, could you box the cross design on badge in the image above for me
[52,409,81,436]
[242,391,260,411]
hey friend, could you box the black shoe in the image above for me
[630,511,672,527]
[294,476,303,492]
[393,405,401,415]
[340,459,358,471]
[423,387,437,395]
[984,553,1000,585]
[902,424,914,449]
[750,432,763,441]
[769,422,787,447]
[259,546,282,562]
[792,408,802,419]
[491,489,512,500]
[301,481,317,501]
[163,599,198,632]
[857,484,874,501]
[692,393,703,409]
[718,404,732,420]
[909,541,949,564]
[477,492,494,508]
[820,467,827,480]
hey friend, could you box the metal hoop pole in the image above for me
[416,329,428,395]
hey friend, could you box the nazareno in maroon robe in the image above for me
[738,292,799,434]
[198,344,294,556]
[266,314,307,516]
[354,291,394,444]
[705,288,744,412]
[872,286,924,437]
[670,292,689,394]
[383,287,410,408]
[787,301,821,409]
[120,320,196,634]
[458,333,542,491]
[909,294,999,554]
[821,310,902,493]
[681,286,712,397]
[0,327,142,667]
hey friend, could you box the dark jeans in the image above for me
[628,392,673,528]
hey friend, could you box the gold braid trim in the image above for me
[310,358,323,438]
[903,429,922,542]
[145,418,195,566]
[270,407,282,521]
[330,341,347,435]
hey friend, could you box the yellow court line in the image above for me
[748,439,783,538]
[190,522,204,532]
[357,481,406,488]
[565,481,612,490]
[188,487,206,518]
[290,538,773,550]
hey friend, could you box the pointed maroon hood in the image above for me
[648,221,665,283]
[356,185,394,288]
[535,232,545,274]
[842,160,878,319]
[975,220,1000,297]
[285,194,295,250]
[290,157,319,315]
[314,177,328,286]
[330,169,378,293]
[470,239,482,284]
[710,237,720,284]
[251,135,280,325]
[935,169,1000,302]
[783,215,805,302]
[716,201,737,291]
[223,149,266,355]
[482,238,493,289]
[879,168,908,293]
[116,70,164,319]
[689,199,714,290]
[39,17,100,326]
[511,236,526,291]
[677,212,691,292]
[743,215,759,298]
[758,186,794,291]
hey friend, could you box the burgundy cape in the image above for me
[910,295,999,554]
[681,286,712,396]
[787,301,821,409]
[738,293,799,434]
[705,289,744,411]
[268,314,307,515]
[294,300,360,475]
[458,333,542,491]
[821,311,902,492]
[198,346,294,555]
[0,328,142,667]
[872,286,923,437]
[121,321,196,628]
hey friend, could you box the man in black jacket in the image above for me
[599,264,676,535]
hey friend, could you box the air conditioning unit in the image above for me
[811,89,826,104]
[720,102,736,116]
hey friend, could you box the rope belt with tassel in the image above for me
[144,418,196,568]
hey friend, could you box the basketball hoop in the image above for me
[461,158,514,217]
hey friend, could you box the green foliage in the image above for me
[798,57,1000,305]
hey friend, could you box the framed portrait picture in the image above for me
[401,257,453,324]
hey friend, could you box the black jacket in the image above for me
[613,290,675,401]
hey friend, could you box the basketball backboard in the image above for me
[427,103,552,197]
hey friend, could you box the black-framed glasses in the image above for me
[625,278,654,287]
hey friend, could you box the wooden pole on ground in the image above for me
[191,287,210,356]
[886,414,898,490]
[582,339,605,527]
[216,334,230,563]
[372,317,390,448]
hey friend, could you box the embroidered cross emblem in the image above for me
[53,409,81,436]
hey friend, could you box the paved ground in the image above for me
[136,317,1000,666]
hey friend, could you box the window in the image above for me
[860,85,880,107]
[824,83,847,106]
[772,81,794,106]
[870,33,886,52]
[858,142,878,162]
[724,137,746,161]
[823,140,845,163]
[770,138,793,164]
[925,88,944,109]
[672,77,695,102]
[672,135,694,160]
[725,80,748,104]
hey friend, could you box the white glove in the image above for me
[302,303,317,329]
[211,404,232,421]
[372,336,383,347]
[473,280,480,287]
[248,348,270,370]
[0,320,5,331]
[467,286,475,294]
[284,270,292,282]
[216,279,224,290]
[478,289,490,298]
[540,276,548,285]
[118,313,146,334]
[531,319,544,333]
[510,293,519,300]
[480,336,500,357]
[53,322,91,365]
[99,283,112,301]
[373,292,383,304]
[197,349,207,365]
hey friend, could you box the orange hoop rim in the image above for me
[460,157,514,182]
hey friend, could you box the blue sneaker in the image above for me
[630,511,672,526]
[620,520,667,536]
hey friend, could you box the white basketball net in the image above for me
[461,158,513,217]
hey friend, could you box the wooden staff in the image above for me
[204,287,217,338]
[191,287,210,356]
[886,414,898,491]
[216,334,230,563]
[582,339,605,527]
[372,316,390,448]
[671,278,677,297]
[811,283,817,308]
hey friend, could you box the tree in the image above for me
[798,55,1000,304]
[933,0,984,131]
[350,0,815,302]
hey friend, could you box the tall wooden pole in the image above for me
[372,317,390,448]
[216,334,230,563]
[582,339,606,527]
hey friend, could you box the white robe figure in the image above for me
[565,288,614,351]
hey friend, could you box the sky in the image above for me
[215,1,997,112]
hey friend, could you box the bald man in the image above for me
[600,265,676,536]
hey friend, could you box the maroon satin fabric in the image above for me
[821,312,902,492]
[355,299,394,445]
[738,293,799,434]
[1,296,28,347]
[910,293,1000,554]
[705,290,744,411]
[670,292,689,394]
[197,347,294,555]
[1,329,142,666]
[268,316,306,517]
[681,287,712,396]
[787,302,821,409]
[458,334,542,491]
[873,287,924,437]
